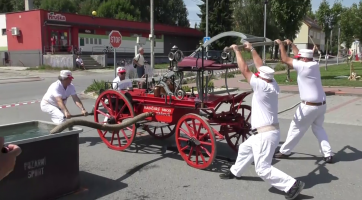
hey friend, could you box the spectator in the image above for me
[51,36,56,54]
[0,137,22,181]
[76,56,86,70]
[133,47,145,78]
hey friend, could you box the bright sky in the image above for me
[184,0,360,27]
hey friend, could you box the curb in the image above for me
[0,77,43,84]
[0,76,41,80]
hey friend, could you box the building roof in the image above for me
[6,9,203,37]
[303,16,323,30]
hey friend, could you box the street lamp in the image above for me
[337,25,340,64]
[206,0,209,52]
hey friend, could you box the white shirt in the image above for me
[134,54,145,66]
[249,74,279,129]
[292,59,326,102]
[76,58,83,63]
[112,77,132,90]
[42,80,76,106]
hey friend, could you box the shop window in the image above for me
[98,38,102,44]
[90,38,93,44]
[155,34,162,39]
[80,38,84,46]
[85,38,89,44]
[1,29,6,35]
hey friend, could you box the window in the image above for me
[98,38,102,44]
[131,33,142,37]
[90,38,93,44]
[80,38,84,46]
[94,38,97,44]
[1,29,6,35]
[155,34,162,39]
[85,38,89,44]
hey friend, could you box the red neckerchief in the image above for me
[254,72,260,77]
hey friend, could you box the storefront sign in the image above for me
[48,12,66,21]
[79,29,95,34]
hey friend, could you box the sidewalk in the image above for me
[185,74,362,97]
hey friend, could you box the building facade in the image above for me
[293,16,325,53]
[2,9,203,67]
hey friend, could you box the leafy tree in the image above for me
[40,0,77,13]
[198,0,234,50]
[97,0,141,21]
[0,0,13,12]
[78,0,103,15]
[340,3,362,49]
[271,0,311,40]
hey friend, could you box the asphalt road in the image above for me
[0,56,359,200]
[0,89,361,200]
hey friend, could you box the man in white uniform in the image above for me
[112,67,133,90]
[274,39,333,163]
[219,42,304,200]
[40,70,88,124]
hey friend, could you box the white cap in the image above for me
[258,66,275,80]
[298,49,314,58]
[117,67,126,73]
[59,70,74,79]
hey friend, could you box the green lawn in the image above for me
[273,63,362,87]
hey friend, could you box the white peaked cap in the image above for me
[298,49,314,58]
[258,66,275,80]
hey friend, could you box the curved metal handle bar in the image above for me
[223,41,287,52]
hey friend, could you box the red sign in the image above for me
[143,106,174,123]
[109,30,122,48]
[48,12,66,21]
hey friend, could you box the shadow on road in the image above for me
[268,145,362,198]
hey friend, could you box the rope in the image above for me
[278,101,301,114]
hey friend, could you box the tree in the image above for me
[78,0,103,15]
[340,3,362,49]
[96,0,141,21]
[198,0,234,50]
[0,0,13,13]
[40,0,77,13]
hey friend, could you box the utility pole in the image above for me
[206,0,209,52]
[337,25,340,64]
[150,0,154,71]
[263,0,267,64]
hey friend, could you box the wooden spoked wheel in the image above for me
[223,104,252,152]
[94,90,136,151]
[175,113,217,170]
[143,124,175,140]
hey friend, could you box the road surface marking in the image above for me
[0,100,41,109]
[326,97,361,113]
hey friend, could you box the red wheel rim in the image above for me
[143,125,175,139]
[175,113,217,169]
[224,104,252,152]
[94,90,136,151]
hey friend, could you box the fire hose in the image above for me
[50,112,154,134]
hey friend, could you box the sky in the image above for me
[184,0,361,27]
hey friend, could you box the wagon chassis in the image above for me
[92,31,276,169]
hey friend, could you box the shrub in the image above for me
[274,62,286,71]
[84,80,110,94]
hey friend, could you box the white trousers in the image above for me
[279,103,332,157]
[230,130,296,193]
[40,100,65,125]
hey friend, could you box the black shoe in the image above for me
[285,180,305,200]
[274,152,291,159]
[324,156,333,163]
[219,170,241,180]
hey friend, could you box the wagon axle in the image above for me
[187,137,201,147]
